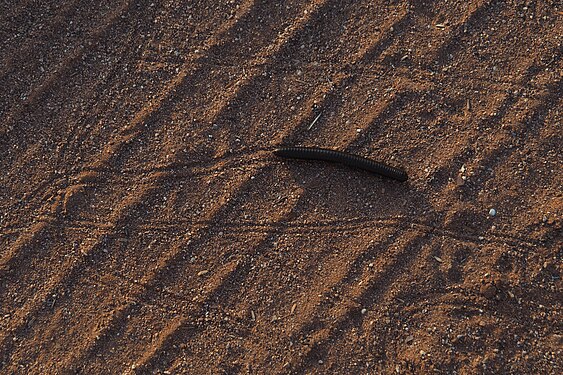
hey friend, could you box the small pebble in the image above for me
[480,282,497,299]
[361,308,367,315]
[489,208,496,217]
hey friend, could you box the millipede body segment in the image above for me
[274,147,408,182]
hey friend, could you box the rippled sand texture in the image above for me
[1,1,561,373]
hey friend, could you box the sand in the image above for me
[0,1,561,373]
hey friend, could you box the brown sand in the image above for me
[1,1,562,374]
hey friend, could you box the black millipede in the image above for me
[274,147,408,182]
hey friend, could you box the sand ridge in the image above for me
[1,1,561,373]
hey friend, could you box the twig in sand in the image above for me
[307,113,322,130]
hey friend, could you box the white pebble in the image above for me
[489,208,497,217]
[361,308,367,315]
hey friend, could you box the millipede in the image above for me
[274,147,408,182]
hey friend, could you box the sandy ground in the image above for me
[1,1,562,374]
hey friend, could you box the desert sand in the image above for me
[1,1,561,373]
